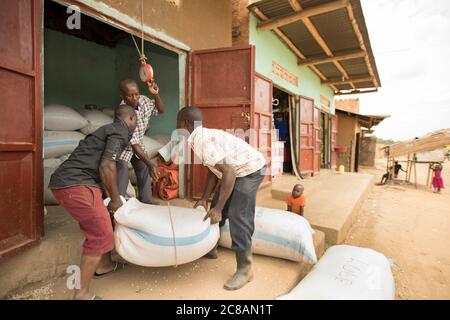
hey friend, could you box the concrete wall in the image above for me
[360,136,377,167]
[248,14,335,113]
[115,39,179,135]
[44,28,179,135]
[85,0,232,50]
[44,28,118,109]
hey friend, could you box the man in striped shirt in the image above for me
[116,79,164,204]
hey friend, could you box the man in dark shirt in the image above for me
[49,104,137,300]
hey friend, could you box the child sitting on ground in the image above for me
[287,184,306,217]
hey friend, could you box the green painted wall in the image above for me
[115,40,180,135]
[44,28,179,135]
[248,14,335,113]
[44,28,118,109]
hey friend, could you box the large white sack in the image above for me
[43,158,62,168]
[44,131,85,159]
[80,109,113,135]
[101,107,115,118]
[278,245,395,300]
[44,104,88,131]
[219,207,317,263]
[112,198,219,267]
[142,135,166,159]
[126,182,136,198]
[149,133,171,146]
[43,166,58,205]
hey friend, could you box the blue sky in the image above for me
[351,0,450,141]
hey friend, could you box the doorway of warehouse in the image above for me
[42,0,185,210]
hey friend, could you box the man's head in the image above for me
[120,79,140,108]
[176,106,203,133]
[292,184,304,198]
[115,104,137,131]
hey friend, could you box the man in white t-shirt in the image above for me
[176,107,266,291]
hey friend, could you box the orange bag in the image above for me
[153,159,179,200]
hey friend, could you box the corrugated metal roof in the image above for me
[280,23,323,57]
[315,62,342,78]
[248,0,381,94]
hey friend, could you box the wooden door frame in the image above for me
[0,0,43,260]
[253,72,273,188]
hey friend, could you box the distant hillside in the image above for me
[377,138,396,145]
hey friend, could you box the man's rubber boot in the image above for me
[204,243,219,259]
[223,249,253,291]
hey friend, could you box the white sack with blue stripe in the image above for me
[43,131,85,159]
[278,245,395,300]
[219,207,317,263]
[113,198,220,267]
[44,104,88,131]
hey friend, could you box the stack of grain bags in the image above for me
[43,104,171,205]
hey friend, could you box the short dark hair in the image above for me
[178,106,203,126]
[115,104,136,119]
[119,79,138,93]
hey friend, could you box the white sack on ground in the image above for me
[219,207,317,263]
[80,109,113,135]
[278,245,395,300]
[111,198,219,267]
[44,131,85,159]
[43,166,58,205]
[126,182,136,199]
[44,104,88,131]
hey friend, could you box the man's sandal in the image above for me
[93,261,125,279]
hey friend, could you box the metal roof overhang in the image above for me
[335,108,389,129]
[248,0,381,96]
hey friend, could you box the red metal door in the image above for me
[331,115,338,168]
[252,74,272,187]
[0,0,43,260]
[190,46,255,199]
[313,107,321,174]
[299,97,314,174]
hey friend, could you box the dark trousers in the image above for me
[116,155,152,203]
[212,167,265,252]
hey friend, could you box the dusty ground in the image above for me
[347,156,450,300]
[7,150,450,300]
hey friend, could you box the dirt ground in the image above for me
[8,150,450,300]
[347,156,450,300]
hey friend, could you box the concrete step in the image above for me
[260,171,376,245]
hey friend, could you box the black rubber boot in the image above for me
[204,242,219,259]
[223,249,253,290]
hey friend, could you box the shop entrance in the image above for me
[272,87,293,175]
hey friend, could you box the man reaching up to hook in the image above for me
[116,79,164,204]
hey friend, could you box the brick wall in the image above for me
[335,98,360,114]
[232,0,250,46]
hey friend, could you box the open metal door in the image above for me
[190,46,255,199]
[252,73,272,187]
[0,0,43,260]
